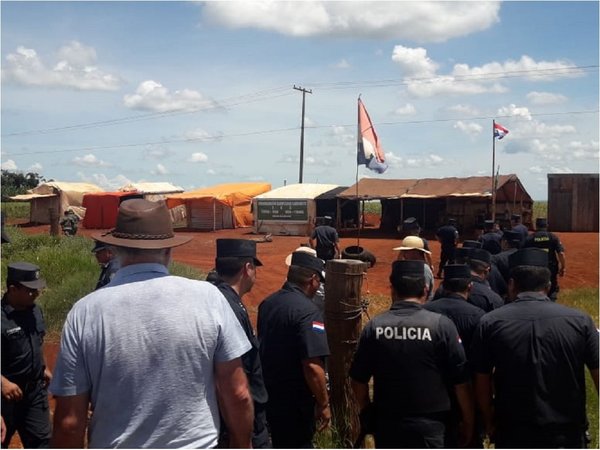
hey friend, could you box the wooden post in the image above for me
[49,208,59,236]
[324,259,369,447]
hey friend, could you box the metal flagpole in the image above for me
[356,95,361,248]
[491,120,497,221]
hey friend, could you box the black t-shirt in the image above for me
[349,301,469,418]
[480,232,502,255]
[257,282,330,401]
[424,294,485,362]
[524,231,564,271]
[468,276,504,312]
[471,293,599,427]
[1,297,46,382]
[511,223,529,243]
[311,225,338,249]
[217,282,268,404]
[491,248,518,284]
[436,225,458,247]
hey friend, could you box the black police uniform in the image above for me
[216,282,270,448]
[471,292,599,448]
[349,301,469,449]
[310,225,338,261]
[524,231,564,300]
[468,276,504,312]
[436,225,458,275]
[487,263,507,298]
[1,295,51,448]
[511,223,529,244]
[491,248,518,286]
[257,282,330,448]
[479,231,502,255]
[94,259,120,290]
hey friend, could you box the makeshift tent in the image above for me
[166,182,271,230]
[119,182,184,201]
[9,182,103,224]
[337,175,533,234]
[253,183,341,236]
[82,191,144,229]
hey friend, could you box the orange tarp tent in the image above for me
[82,191,144,229]
[166,182,271,230]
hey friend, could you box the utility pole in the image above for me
[293,85,312,183]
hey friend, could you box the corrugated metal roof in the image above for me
[255,183,340,200]
[337,175,528,199]
[119,182,184,194]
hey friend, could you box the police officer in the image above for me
[471,248,599,448]
[479,220,502,255]
[1,262,51,448]
[467,249,504,312]
[309,216,340,261]
[91,240,120,290]
[491,229,521,287]
[523,217,565,301]
[213,239,270,448]
[257,251,330,448]
[510,213,529,244]
[435,218,459,278]
[400,217,434,270]
[350,260,474,449]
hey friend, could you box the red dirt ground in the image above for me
[6,217,599,447]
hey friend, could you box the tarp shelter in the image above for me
[9,182,103,224]
[82,191,144,229]
[337,175,533,234]
[253,183,341,236]
[119,182,184,202]
[166,182,271,230]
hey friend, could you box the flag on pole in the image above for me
[358,98,388,174]
[494,122,509,140]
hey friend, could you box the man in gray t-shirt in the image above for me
[50,200,254,448]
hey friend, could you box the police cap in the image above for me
[391,260,424,280]
[291,251,325,281]
[216,239,263,266]
[484,219,495,230]
[511,213,521,221]
[536,218,548,228]
[7,262,46,290]
[443,264,471,280]
[462,240,482,249]
[470,248,492,264]
[509,248,548,269]
[455,247,472,260]
[501,230,521,242]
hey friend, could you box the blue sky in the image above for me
[2,1,598,200]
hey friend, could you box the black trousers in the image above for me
[266,396,315,448]
[438,246,456,275]
[495,423,585,448]
[1,383,50,449]
[375,416,445,449]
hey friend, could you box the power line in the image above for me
[5,109,597,157]
[3,65,597,137]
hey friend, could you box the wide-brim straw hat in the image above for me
[285,246,317,266]
[93,199,192,249]
[392,235,431,254]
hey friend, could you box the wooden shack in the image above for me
[547,173,599,232]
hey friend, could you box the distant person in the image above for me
[400,217,433,270]
[91,240,120,290]
[310,216,340,261]
[59,209,79,236]
[214,239,270,448]
[258,251,330,448]
[2,262,51,449]
[523,217,565,301]
[50,199,254,448]
[479,220,502,255]
[350,260,474,448]
[393,236,435,301]
[472,248,598,448]
[435,218,459,278]
[491,230,521,287]
[285,245,325,314]
[510,214,529,244]
[467,249,504,312]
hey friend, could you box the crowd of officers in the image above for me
[1,202,598,449]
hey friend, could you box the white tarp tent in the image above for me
[119,182,184,202]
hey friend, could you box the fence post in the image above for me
[49,208,59,236]
[324,258,368,447]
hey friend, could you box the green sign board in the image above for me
[257,200,308,221]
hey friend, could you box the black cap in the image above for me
[444,264,472,280]
[502,230,521,242]
[216,239,263,266]
[509,248,548,268]
[391,260,425,280]
[470,248,491,264]
[462,240,482,249]
[536,218,547,228]
[402,217,420,229]
[511,214,521,221]
[455,247,473,260]
[448,218,457,224]
[7,262,46,289]
[484,219,495,229]
[290,251,325,281]
[91,240,108,253]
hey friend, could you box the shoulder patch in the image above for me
[312,321,325,333]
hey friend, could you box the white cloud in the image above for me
[207,169,216,175]
[568,140,599,160]
[497,104,532,120]
[78,173,131,191]
[72,153,111,167]
[453,121,483,137]
[394,103,417,116]
[1,159,18,171]
[391,46,438,78]
[184,128,223,142]
[124,80,218,112]
[202,1,500,43]
[332,58,350,69]
[447,104,480,116]
[28,162,43,172]
[2,42,121,90]
[189,152,209,163]
[143,145,175,160]
[526,91,568,105]
[152,163,169,175]
[384,151,444,169]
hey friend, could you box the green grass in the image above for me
[1,201,30,220]
[1,227,206,337]
[532,200,548,223]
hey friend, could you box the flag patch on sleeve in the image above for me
[312,321,325,333]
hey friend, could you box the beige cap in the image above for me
[285,246,317,266]
[393,235,431,254]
